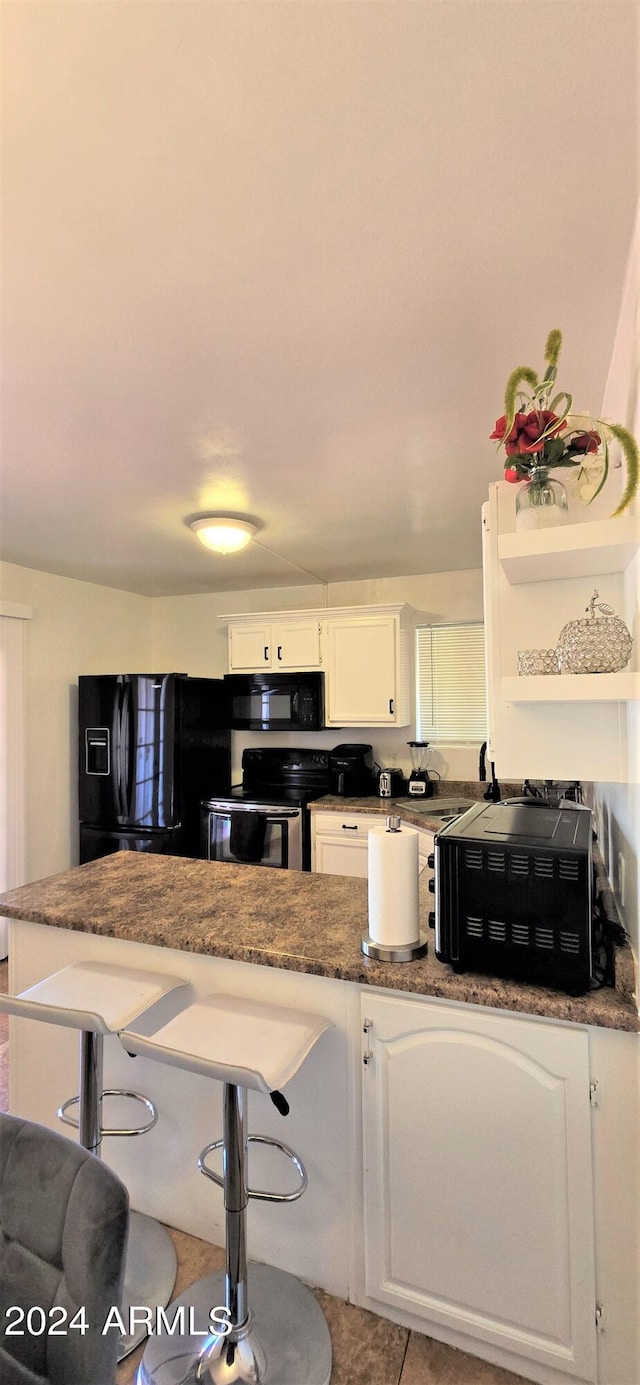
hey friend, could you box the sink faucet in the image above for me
[478,742,487,782]
[484,761,501,803]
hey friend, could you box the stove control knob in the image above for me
[428,911,436,929]
[428,878,435,893]
[427,853,435,869]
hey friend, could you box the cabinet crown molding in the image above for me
[219,603,413,624]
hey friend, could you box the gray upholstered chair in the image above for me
[0,1113,129,1385]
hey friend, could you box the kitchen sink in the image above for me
[403,797,476,820]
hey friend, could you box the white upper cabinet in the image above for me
[222,604,412,726]
[274,618,322,669]
[227,616,321,671]
[483,483,639,782]
[228,621,274,671]
[323,612,407,726]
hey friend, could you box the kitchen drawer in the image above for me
[313,812,381,837]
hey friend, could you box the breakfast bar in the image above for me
[1,854,638,1385]
[1,851,636,1026]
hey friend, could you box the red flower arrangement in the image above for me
[490,331,638,515]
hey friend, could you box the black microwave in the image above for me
[223,672,325,732]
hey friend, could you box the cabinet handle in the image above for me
[264,646,269,662]
[389,698,394,714]
[341,824,358,831]
[277,645,283,661]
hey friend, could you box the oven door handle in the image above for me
[207,806,301,819]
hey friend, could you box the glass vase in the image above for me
[515,470,569,532]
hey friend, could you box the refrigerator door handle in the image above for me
[112,681,126,821]
[121,679,135,823]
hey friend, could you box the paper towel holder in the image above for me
[362,816,428,962]
[361,932,429,962]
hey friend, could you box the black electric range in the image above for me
[201,748,332,870]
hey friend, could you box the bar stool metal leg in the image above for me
[136,1083,331,1385]
[70,1029,178,1363]
[223,1084,249,1333]
[79,1031,103,1154]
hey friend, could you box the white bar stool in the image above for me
[0,959,190,1360]
[120,993,333,1385]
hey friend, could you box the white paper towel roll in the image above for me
[368,822,420,947]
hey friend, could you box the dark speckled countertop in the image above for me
[0,851,636,1032]
[307,780,524,831]
[308,794,473,832]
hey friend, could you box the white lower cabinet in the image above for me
[312,812,379,877]
[313,813,435,886]
[361,991,597,1381]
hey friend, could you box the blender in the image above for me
[407,741,433,796]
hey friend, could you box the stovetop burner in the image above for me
[219,784,321,807]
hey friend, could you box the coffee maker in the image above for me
[328,744,376,797]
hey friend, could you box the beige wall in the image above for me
[0,562,151,881]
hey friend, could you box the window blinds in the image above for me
[416,622,487,743]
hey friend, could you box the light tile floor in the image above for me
[115,1231,530,1385]
[0,961,528,1385]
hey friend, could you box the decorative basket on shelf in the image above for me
[517,649,559,676]
[556,591,633,674]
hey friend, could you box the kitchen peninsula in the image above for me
[0,852,636,1027]
[1,854,638,1385]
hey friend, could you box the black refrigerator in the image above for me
[78,673,231,864]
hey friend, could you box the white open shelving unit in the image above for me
[498,516,639,585]
[483,485,640,781]
[502,672,640,703]
[500,517,639,704]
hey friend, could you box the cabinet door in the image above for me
[228,623,272,671]
[314,835,369,878]
[325,615,398,725]
[273,619,321,670]
[312,813,378,876]
[361,992,596,1380]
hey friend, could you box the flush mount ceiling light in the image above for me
[188,515,257,554]
[186,511,326,585]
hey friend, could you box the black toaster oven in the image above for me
[432,800,593,995]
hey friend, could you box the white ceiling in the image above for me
[1,1,638,597]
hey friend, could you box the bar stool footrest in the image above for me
[57,1089,158,1138]
[198,1133,308,1203]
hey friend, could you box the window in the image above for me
[416,622,487,743]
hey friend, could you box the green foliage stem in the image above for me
[504,366,538,434]
[544,329,562,369]
[600,422,639,517]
